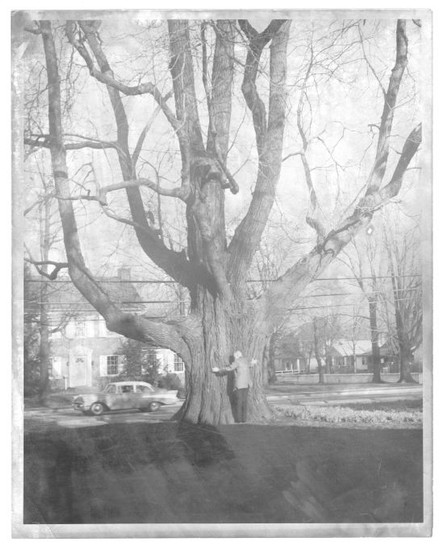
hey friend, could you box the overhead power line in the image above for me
[25,274,422,284]
[26,286,421,307]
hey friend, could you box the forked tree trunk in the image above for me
[174,291,272,424]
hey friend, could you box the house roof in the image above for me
[331,340,375,356]
[26,276,143,313]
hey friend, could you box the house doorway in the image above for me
[70,356,88,387]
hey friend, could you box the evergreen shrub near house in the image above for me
[115,339,185,394]
[158,372,183,391]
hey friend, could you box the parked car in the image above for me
[73,381,180,416]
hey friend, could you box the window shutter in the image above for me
[99,356,108,377]
[118,355,125,373]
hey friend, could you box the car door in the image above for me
[113,384,137,410]
[136,384,156,408]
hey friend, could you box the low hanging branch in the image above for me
[25,258,69,280]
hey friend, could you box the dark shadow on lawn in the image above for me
[24,421,423,525]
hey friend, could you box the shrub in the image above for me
[275,404,422,425]
[158,372,183,391]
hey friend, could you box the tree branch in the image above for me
[201,21,239,195]
[58,177,191,205]
[365,19,408,194]
[37,21,196,358]
[25,256,69,280]
[295,46,326,241]
[25,135,118,151]
[228,21,290,285]
[65,21,182,139]
[238,19,286,154]
[131,104,163,167]
[68,20,209,290]
[260,122,421,329]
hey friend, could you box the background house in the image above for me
[273,333,308,374]
[326,340,396,373]
[41,268,185,389]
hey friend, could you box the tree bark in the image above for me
[395,308,418,384]
[265,331,278,384]
[369,298,382,383]
[173,296,272,424]
[38,288,50,400]
[313,319,325,384]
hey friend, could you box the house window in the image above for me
[107,355,119,375]
[74,321,86,337]
[173,353,184,372]
[147,348,157,365]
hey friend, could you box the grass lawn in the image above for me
[24,421,423,524]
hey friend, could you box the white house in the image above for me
[43,269,185,389]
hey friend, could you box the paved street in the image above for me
[24,382,422,432]
[24,403,182,432]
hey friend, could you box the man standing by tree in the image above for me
[213,351,255,423]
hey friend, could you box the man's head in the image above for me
[234,350,243,359]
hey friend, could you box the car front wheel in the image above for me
[148,401,161,412]
[90,402,106,416]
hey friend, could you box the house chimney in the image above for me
[118,267,131,280]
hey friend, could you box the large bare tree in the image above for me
[22,17,422,424]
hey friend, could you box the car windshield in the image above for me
[104,385,116,394]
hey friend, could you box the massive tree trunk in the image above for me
[173,295,272,424]
[32,18,422,425]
